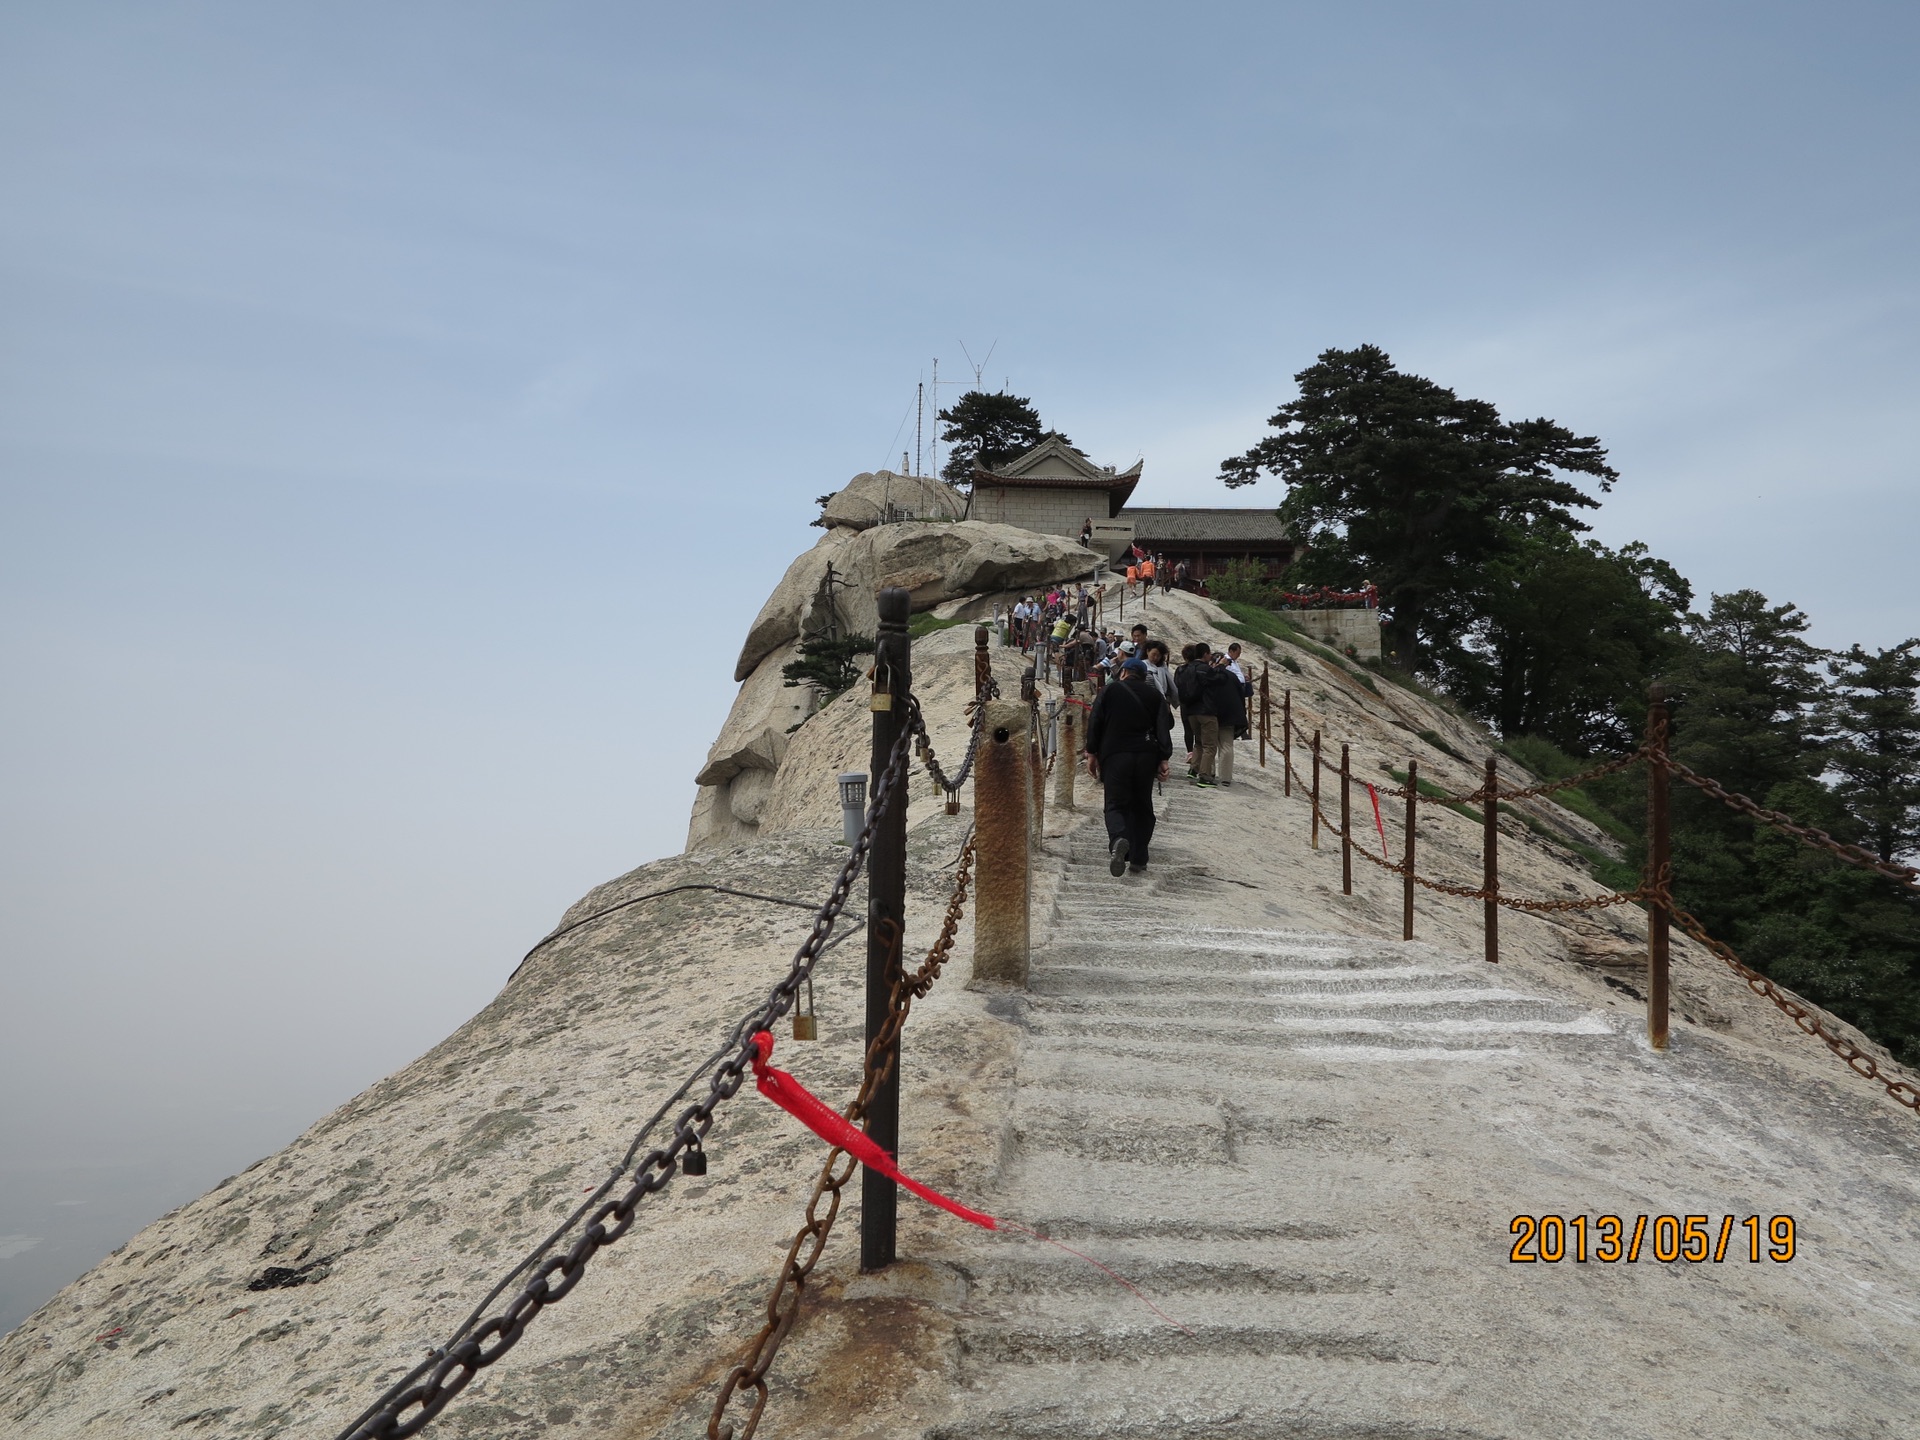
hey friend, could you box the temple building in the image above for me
[966,435,1143,555]
[1123,506,1294,582]
[967,436,1293,576]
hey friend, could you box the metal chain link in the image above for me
[913,676,999,795]
[1664,758,1920,893]
[1658,888,1920,1114]
[336,708,926,1440]
[707,832,975,1440]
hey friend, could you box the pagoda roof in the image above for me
[972,434,1144,506]
[1122,507,1292,546]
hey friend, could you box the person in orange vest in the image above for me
[1140,555,1156,588]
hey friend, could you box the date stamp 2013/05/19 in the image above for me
[1509,1214,1796,1264]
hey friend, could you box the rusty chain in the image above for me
[1658,888,1920,1114]
[1664,757,1920,893]
[335,701,928,1440]
[913,675,1000,795]
[1373,747,1650,803]
[708,832,975,1440]
[1268,703,1920,1114]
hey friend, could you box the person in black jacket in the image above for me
[1175,644,1240,786]
[1084,657,1173,876]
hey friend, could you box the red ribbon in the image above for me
[1365,783,1390,861]
[749,1031,998,1230]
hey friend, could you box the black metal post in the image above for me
[1483,755,1499,965]
[863,586,911,1270]
[1341,743,1352,895]
[1403,758,1418,941]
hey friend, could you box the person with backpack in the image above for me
[1084,657,1173,876]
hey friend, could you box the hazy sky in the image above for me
[3,2,1915,1330]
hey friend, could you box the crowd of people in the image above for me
[1079,633,1256,878]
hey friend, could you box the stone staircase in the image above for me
[925,786,1743,1440]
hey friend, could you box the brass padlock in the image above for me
[792,976,819,1041]
[944,789,961,816]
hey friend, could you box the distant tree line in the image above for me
[1223,344,1920,1062]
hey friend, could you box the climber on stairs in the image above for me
[1083,656,1174,877]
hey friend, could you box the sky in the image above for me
[2,1,1916,1332]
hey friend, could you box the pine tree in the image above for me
[1827,640,1920,864]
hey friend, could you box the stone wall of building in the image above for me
[1293,607,1382,660]
[970,487,1105,538]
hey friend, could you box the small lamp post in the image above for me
[838,772,868,846]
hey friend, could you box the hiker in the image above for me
[1141,639,1180,716]
[1217,646,1254,787]
[1140,554,1156,591]
[1084,657,1173,877]
[1125,560,1139,594]
[1176,644,1244,786]
[1213,651,1249,786]
[1080,517,1094,547]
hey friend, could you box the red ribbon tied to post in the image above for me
[748,1031,998,1229]
[1365,783,1391,861]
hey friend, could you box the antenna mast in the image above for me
[914,381,923,476]
[930,358,939,478]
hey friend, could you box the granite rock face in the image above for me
[816,470,965,533]
[14,573,1919,1440]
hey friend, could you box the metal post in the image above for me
[1054,685,1079,810]
[1259,666,1269,768]
[1402,758,1418,941]
[1483,755,1499,965]
[1310,731,1322,849]
[1340,744,1352,895]
[1283,690,1293,796]
[975,623,991,699]
[1647,687,1671,1051]
[862,586,910,1271]
[974,699,1031,987]
[1029,700,1045,847]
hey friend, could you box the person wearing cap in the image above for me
[1084,656,1173,877]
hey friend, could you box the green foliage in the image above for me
[1435,531,1691,752]
[1418,729,1469,764]
[1216,599,1301,645]
[908,612,967,639]
[781,633,875,702]
[1221,344,1617,671]
[1826,640,1920,864]
[1207,559,1287,609]
[937,391,1057,481]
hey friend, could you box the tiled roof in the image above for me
[1122,507,1292,545]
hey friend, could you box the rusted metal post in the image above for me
[862,586,910,1271]
[1029,700,1045,847]
[973,699,1031,988]
[1282,690,1293,796]
[1259,666,1270,768]
[1053,684,1081,810]
[1310,730,1322,849]
[974,623,991,698]
[1402,758,1418,941]
[1483,755,1500,965]
[1340,743,1352,895]
[1647,687,1672,1051]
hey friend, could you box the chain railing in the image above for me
[1664,756,1920,893]
[708,832,975,1439]
[1257,676,1920,1119]
[334,700,930,1440]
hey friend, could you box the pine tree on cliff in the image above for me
[1220,345,1617,672]
[939,391,1051,482]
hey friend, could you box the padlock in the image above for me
[944,789,961,816]
[792,976,818,1041]
[681,1137,708,1177]
[870,687,893,712]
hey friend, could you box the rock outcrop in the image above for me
[12,570,1919,1440]
[815,470,965,532]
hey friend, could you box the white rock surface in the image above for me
[8,576,1917,1440]
[817,471,965,532]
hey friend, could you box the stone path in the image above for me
[929,787,1920,1440]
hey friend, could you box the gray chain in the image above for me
[335,705,924,1440]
